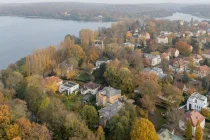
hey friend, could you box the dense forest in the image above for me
[181,4,210,18]
[0,2,176,21]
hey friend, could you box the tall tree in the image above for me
[96,126,105,140]
[195,120,203,140]
[184,119,192,140]
[80,105,98,130]
[130,118,158,140]
[175,41,192,56]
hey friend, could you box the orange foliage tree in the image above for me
[175,41,192,56]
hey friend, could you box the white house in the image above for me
[179,110,205,136]
[193,65,210,78]
[59,81,79,95]
[144,53,161,66]
[143,67,166,79]
[81,82,101,95]
[160,31,172,36]
[94,40,104,49]
[95,60,110,69]
[157,35,168,44]
[187,92,208,111]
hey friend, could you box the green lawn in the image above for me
[149,105,167,131]
[75,72,93,82]
[62,94,83,111]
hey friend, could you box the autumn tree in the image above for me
[130,118,158,140]
[184,119,192,140]
[6,124,20,139]
[200,108,210,117]
[96,126,105,140]
[195,120,203,140]
[182,71,190,83]
[80,105,98,130]
[175,41,192,56]
[80,29,95,46]
[68,44,87,66]
[87,47,100,63]
[110,104,138,140]
[202,77,209,90]
[126,31,132,40]
[162,84,183,106]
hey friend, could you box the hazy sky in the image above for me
[0,0,210,4]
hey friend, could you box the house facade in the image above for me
[157,35,168,44]
[187,92,208,111]
[166,48,179,58]
[179,110,205,136]
[59,81,79,95]
[96,87,121,106]
[202,49,210,59]
[144,53,161,66]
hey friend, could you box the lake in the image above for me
[0,16,111,69]
[157,12,210,22]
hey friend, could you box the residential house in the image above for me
[158,129,183,140]
[169,59,189,73]
[161,53,170,60]
[44,76,63,91]
[122,42,135,50]
[197,29,207,35]
[160,31,172,36]
[143,67,166,79]
[81,82,101,95]
[157,35,168,44]
[193,65,210,77]
[95,60,110,69]
[140,32,150,40]
[59,81,79,95]
[183,55,202,67]
[166,48,179,58]
[173,81,189,94]
[98,101,124,126]
[96,87,121,106]
[187,92,208,111]
[185,31,193,37]
[94,40,104,49]
[202,49,210,59]
[179,110,205,136]
[144,53,161,66]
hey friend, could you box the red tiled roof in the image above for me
[84,82,101,89]
[161,53,169,58]
[195,65,210,72]
[44,76,62,85]
[185,110,205,127]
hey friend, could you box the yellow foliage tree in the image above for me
[66,70,78,80]
[0,105,10,127]
[96,126,105,140]
[6,124,20,140]
[126,31,132,39]
[45,81,58,93]
[195,120,203,140]
[130,118,158,140]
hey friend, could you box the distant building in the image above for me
[143,67,166,79]
[169,59,189,73]
[96,87,121,106]
[81,82,101,95]
[59,81,79,95]
[144,53,161,66]
[95,60,110,69]
[202,49,210,59]
[157,35,168,44]
[122,42,135,50]
[161,53,170,60]
[94,40,104,49]
[179,110,205,136]
[166,48,179,58]
[158,129,183,140]
[98,101,124,127]
[193,65,210,78]
[187,92,208,111]
[140,32,150,40]
[160,31,172,36]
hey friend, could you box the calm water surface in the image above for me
[0,16,111,69]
